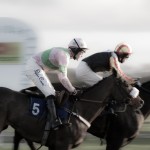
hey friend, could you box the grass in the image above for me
[74,136,150,150]
[0,137,150,150]
[0,134,150,150]
[0,117,150,150]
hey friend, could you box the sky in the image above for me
[0,0,150,89]
[0,0,150,31]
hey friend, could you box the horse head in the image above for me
[112,77,144,110]
[76,75,142,124]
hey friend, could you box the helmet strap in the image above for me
[70,47,84,60]
[73,48,80,60]
[73,55,76,60]
[116,52,129,63]
[118,57,124,63]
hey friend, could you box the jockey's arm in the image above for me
[57,71,75,93]
[56,51,75,93]
[110,53,135,85]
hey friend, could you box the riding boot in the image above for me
[46,95,62,130]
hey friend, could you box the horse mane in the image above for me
[84,74,116,92]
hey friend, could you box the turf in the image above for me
[0,117,149,150]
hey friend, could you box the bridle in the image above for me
[62,78,132,127]
[112,78,132,105]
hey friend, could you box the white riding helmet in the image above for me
[68,38,88,49]
[115,43,132,55]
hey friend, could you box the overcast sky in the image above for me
[0,0,150,71]
[0,0,150,90]
[0,0,150,32]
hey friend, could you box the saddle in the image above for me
[21,87,70,106]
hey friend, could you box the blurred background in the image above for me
[0,0,150,149]
[0,0,150,90]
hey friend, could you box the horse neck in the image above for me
[76,77,113,123]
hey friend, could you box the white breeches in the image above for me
[25,58,55,97]
[75,61,103,88]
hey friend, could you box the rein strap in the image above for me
[80,98,106,103]
[64,108,91,128]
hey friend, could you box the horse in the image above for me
[87,80,150,150]
[12,78,144,150]
[0,74,137,150]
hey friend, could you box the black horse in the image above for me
[0,74,137,150]
[87,80,150,150]
[12,78,143,150]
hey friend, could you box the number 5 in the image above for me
[32,103,40,115]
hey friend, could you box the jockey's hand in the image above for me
[132,78,141,87]
[129,79,136,85]
[72,89,83,97]
[134,80,142,87]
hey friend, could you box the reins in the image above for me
[79,98,107,104]
[62,97,108,128]
[64,107,91,128]
[67,97,78,123]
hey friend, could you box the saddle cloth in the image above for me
[29,95,69,120]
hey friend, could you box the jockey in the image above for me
[25,38,88,129]
[75,42,135,88]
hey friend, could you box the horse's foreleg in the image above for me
[0,114,7,132]
[13,131,22,150]
[13,130,36,150]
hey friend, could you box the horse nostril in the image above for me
[139,100,144,108]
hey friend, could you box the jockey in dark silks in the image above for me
[76,42,139,98]
[25,38,89,130]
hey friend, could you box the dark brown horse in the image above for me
[87,80,150,150]
[14,78,144,150]
[0,74,136,150]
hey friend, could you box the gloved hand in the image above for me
[72,89,83,97]
[132,78,142,87]
[134,80,142,87]
[130,79,137,85]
